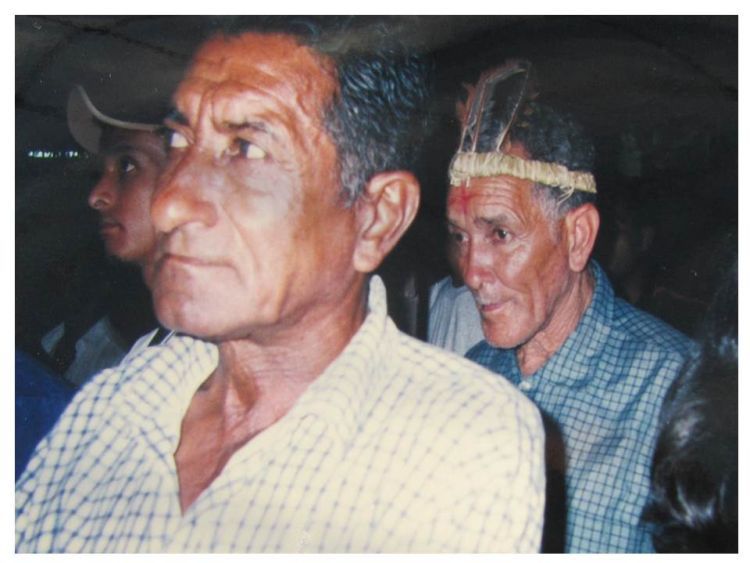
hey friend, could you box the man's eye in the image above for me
[493,229,510,241]
[167,130,189,149]
[238,139,266,160]
[449,231,466,244]
[118,157,136,175]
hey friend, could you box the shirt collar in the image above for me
[540,260,614,384]
[289,274,394,443]
[114,332,219,454]
[115,275,393,453]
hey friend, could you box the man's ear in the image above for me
[563,203,600,273]
[352,171,420,273]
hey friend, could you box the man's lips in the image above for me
[474,297,506,314]
[99,219,121,236]
[158,252,219,269]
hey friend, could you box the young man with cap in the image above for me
[40,86,171,386]
[18,87,172,478]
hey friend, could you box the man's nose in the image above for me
[88,174,116,211]
[462,240,494,291]
[151,152,218,234]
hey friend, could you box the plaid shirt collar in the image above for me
[486,260,615,386]
[111,275,391,458]
[539,260,614,384]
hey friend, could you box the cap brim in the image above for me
[67,85,160,154]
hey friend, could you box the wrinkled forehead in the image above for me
[447,141,534,216]
[176,32,338,120]
[447,174,540,223]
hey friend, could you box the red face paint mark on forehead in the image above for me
[448,184,473,216]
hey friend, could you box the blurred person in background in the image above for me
[642,258,737,552]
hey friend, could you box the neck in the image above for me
[516,267,595,377]
[205,277,368,434]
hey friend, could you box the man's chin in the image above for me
[153,298,229,341]
[105,245,146,267]
[155,321,251,344]
[154,315,213,341]
[482,322,523,350]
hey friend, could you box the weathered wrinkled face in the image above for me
[150,33,361,341]
[446,145,574,350]
[88,128,166,266]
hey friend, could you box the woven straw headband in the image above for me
[449,151,597,197]
[450,60,597,198]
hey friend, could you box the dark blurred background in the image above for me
[16,15,737,354]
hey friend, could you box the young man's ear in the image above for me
[563,203,600,273]
[352,171,420,273]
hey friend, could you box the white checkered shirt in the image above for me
[16,275,545,553]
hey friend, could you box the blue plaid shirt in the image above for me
[466,261,696,553]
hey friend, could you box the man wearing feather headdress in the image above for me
[448,61,697,553]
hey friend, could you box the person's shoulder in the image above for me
[15,350,75,399]
[464,339,511,371]
[609,296,697,358]
[428,276,464,310]
[590,298,699,396]
[388,335,546,513]
[465,339,492,360]
[398,333,496,384]
[428,275,451,302]
[71,333,205,405]
[394,333,541,425]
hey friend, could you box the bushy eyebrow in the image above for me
[478,215,510,227]
[222,120,277,143]
[446,212,513,228]
[162,110,276,141]
[447,214,515,233]
[474,214,522,233]
[224,120,268,133]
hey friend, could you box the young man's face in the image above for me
[88,128,166,266]
[150,33,362,341]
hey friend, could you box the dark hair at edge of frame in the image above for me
[641,259,738,552]
[508,101,596,216]
[322,42,433,206]
[200,16,434,206]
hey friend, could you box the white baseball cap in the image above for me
[67,85,160,154]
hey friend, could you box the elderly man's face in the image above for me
[88,128,165,266]
[446,148,574,350]
[150,33,360,340]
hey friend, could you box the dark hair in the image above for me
[509,102,596,215]
[212,16,433,205]
[322,43,433,204]
[468,84,596,215]
[642,260,737,552]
